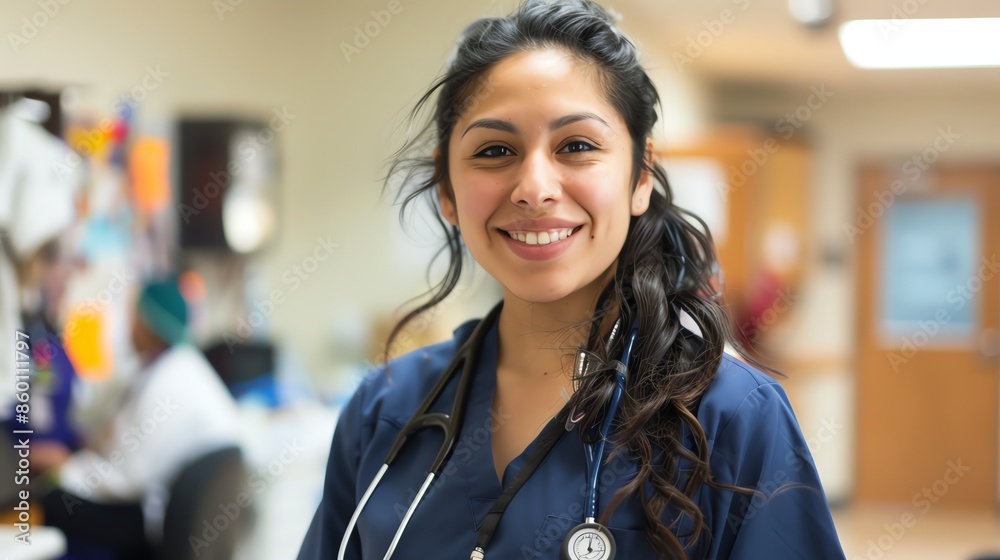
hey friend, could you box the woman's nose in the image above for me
[510,150,562,209]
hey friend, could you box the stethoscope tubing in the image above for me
[338,303,502,560]
[338,303,639,560]
[584,320,638,521]
[338,463,388,560]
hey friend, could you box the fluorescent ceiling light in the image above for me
[839,17,1000,69]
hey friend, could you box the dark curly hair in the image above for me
[381,0,761,556]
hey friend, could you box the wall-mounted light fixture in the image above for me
[788,0,835,29]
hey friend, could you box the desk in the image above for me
[0,526,66,559]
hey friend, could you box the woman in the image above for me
[299,1,845,558]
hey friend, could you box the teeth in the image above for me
[508,228,575,246]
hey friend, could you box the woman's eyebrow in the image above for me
[460,112,610,139]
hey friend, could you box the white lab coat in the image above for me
[59,343,242,539]
[0,103,83,414]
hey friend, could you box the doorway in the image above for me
[855,163,1000,509]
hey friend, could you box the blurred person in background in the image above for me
[32,277,242,560]
[0,98,90,536]
[0,97,84,431]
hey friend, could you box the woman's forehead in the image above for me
[454,48,623,133]
[487,48,582,82]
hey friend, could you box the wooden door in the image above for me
[855,163,1000,509]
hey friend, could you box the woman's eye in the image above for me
[560,140,596,153]
[473,145,513,158]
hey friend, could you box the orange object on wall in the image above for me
[63,305,112,380]
[129,138,171,215]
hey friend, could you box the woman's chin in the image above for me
[503,283,585,306]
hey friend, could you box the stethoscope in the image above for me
[558,312,636,560]
[338,300,638,560]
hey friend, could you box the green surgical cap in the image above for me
[137,278,189,346]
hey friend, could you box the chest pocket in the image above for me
[529,515,655,559]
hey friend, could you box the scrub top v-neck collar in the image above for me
[459,312,571,497]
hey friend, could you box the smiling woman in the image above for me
[298,1,845,559]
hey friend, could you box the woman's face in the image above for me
[439,48,653,305]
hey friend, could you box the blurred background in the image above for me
[1,0,998,558]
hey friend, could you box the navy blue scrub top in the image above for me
[298,315,846,559]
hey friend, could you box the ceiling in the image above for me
[616,0,1000,94]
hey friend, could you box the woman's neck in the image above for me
[496,283,613,382]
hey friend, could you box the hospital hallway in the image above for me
[833,506,1000,560]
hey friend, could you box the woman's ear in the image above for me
[438,183,458,227]
[630,138,655,216]
[434,148,458,227]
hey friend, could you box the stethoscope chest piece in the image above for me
[561,522,616,560]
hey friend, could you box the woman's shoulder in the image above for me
[349,317,481,423]
[696,351,798,444]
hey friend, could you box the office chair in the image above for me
[160,446,251,560]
